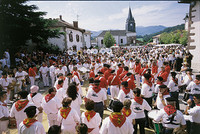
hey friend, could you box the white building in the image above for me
[48,15,91,51]
[180,1,200,71]
[96,7,136,48]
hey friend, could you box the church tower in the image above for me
[125,7,136,45]
[126,7,136,32]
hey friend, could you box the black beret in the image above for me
[66,73,72,76]
[118,63,122,66]
[166,97,176,102]
[159,85,167,89]
[121,81,128,87]
[111,70,115,74]
[126,72,132,76]
[157,76,163,81]
[94,79,100,84]
[24,106,37,113]
[196,75,200,80]
[97,71,103,75]
[143,73,151,79]
[171,72,177,76]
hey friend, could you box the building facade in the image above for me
[97,7,136,48]
[48,15,91,51]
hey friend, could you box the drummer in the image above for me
[154,97,186,134]
[155,85,170,110]
[185,94,200,134]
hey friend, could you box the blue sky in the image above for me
[27,1,189,31]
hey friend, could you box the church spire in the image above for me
[125,7,136,32]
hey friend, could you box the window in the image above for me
[101,39,103,44]
[121,39,123,43]
[69,32,73,42]
[76,34,79,42]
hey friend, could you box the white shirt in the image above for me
[49,65,56,76]
[154,109,186,128]
[188,105,200,123]
[0,101,9,132]
[168,79,181,92]
[19,121,45,134]
[117,89,134,103]
[39,66,49,74]
[55,68,65,76]
[27,93,43,108]
[57,108,80,133]
[10,100,34,128]
[15,71,28,81]
[86,88,107,103]
[141,83,154,98]
[100,116,134,134]
[154,84,162,94]
[156,94,170,110]
[41,96,61,115]
[131,99,151,119]
[0,78,9,90]
[81,111,101,134]
[187,81,200,94]
[55,88,66,103]
[183,75,194,85]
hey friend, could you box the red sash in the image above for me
[162,90,169,95]
[122,87,130,95]
[109,112,126,128]
[92,85,101,93]
[156,81,163,85]
[15,100,29,111]
[172,78,178,85]
[85,110,96,122]
[164,105,176,116]
[134,96,143,105]
[45,94,55,103]
[60,107,71,119]
[23,118,37,128]
[122,108,131,117]
[0,102,7,107]
[56,84,63,90]
[88,128,94,133]
[144,79,152,87]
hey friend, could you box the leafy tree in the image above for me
[103,32,116,48]
[0,0,61,61]
[179,30,188,46]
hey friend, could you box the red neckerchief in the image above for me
[92,85,101,93]
[164,105,176,116]
[122,108,131,117]
[194,80,200,85]
[59,76,66,81]
[162,89,170,95]
[122,87,130,95]
[85,110,96,122]
[56,84,63,90]
[15,100,29,111]
[134,96,143,105]
[144,79,152,87]
[157,81,163,85]
[30,93,33,98]
[109,112,126,128]
[172,78,178,85]
[0,101,7,107]
[60,107,71,119]
[23,118,37,128]
[196,104,200,106]
[45,94,55,103]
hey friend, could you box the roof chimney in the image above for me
[59,15,62,20]
[73,21,78,28]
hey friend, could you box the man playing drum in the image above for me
[154,97,186,134]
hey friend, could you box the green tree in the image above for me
[0,0,61,60]
[179,30,188,46]
[160,32,172,44]
[103,32,116,48]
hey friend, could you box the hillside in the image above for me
[143,24,185,42]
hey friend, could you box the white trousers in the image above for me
[135,74,140,88]
[0,120,9,134]
[50,75,55,87]
[29,76,35,86]
[47,113,59,128]
[42,74,49,86]
[110,85,119,99]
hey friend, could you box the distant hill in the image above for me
[90,25,167,38]
[136,25,167,36]
[143,24,185,42]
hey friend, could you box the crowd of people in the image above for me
[0,45,199,134]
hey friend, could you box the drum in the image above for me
[148,110,163,134]
[35,75,40,81]
[8,118,17,129]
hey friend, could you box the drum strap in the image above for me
[110,75,116,86]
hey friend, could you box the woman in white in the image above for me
[57,97,80,134]
[81,100,101,134]
[27,85,43,122]
[65,83,82,116]
[117,81,133,103]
